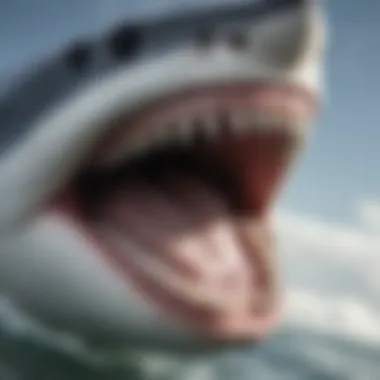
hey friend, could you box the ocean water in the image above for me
[0,326,379,380]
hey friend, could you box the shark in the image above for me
[0,0,327,377]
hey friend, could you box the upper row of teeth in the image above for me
[99,106,311,167]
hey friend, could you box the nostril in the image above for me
[107,26,142,61]
[66,42,92,73]
[196,28,250,51]
[228,30,250,51]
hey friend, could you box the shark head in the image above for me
[0,0,326,353]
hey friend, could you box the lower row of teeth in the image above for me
[100,106,309,166]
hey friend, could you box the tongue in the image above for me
[93,172,261,312]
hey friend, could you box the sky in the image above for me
[0,0,379,362]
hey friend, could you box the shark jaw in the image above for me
[51,82,317,343]
[0,0,326,355]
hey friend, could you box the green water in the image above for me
[0,328,379,380]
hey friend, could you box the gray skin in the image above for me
[0,0,326,377]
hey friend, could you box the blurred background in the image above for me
[0,0,379,379]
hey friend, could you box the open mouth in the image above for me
[54,83,316,342]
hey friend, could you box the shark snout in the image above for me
[254,0,325,70]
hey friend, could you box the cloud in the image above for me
[275,197,380,344]
[358,198,380,232]
[275,207,380,262]
[284,290,380,344]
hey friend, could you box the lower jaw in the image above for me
[57,146,286,342]
[54,191,281,344]
[102,233,281,343]
[52,172,285,341]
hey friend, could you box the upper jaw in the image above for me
[0,1,325,229]
[92,84,316,170]
[0,67,321,231]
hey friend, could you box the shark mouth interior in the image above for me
[57,84,316,341]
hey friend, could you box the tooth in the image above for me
[177,114,194,143]
[102,138,138,165]
[230,110,242,130]
[292,119,309,142]
[275,114,287,127]
[121,122,177,162]
[111,119,184,165]
[231,110,252,134]
[129,135,152,156]
[266,115,282,131]
[255,111,282,132]
[152,122,170,143]
[202,114,219,140]
[254,111,269,127]
[153,122,177,148]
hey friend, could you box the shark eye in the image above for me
[228,29,249,50]
[66,42,92,73]
[107,26,142,61]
